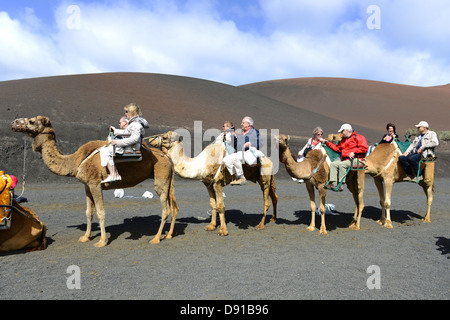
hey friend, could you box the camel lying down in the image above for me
[0,200,47,252]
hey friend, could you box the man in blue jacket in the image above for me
[223,116,264,185]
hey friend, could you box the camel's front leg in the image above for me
[204,183,218,232]
[381,181,394,229]
[79,185,95,243]
[89,185,108,247]
[318,184,327,235]
[373,178,387,226]
[305,182,316,232]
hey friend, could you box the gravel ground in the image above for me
[1,177,449,302]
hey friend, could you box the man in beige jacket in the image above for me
[399,121,439,179]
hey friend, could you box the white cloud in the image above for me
[0,0,449,86]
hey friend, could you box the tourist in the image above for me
[320,124,368,191]
[399,121,439,180]
[100,103,149,184]
[223,116,264,186]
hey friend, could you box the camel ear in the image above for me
[40,116,51,126]
[287,135,291,142]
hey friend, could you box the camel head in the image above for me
[326,133,342,145]
[147,131,183,152]
[11,116,54,138]
[276,134,290,150]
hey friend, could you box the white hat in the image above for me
[415,121,429,128]
[338,124,353,133]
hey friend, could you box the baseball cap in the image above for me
[338,124,353,133]
[415,121,429,128]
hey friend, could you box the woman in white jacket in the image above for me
[293,127,325,183]
[100,103,149,184]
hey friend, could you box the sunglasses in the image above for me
[315,133,323,136]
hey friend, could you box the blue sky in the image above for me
[1,0,449,86]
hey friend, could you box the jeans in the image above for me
[399,153,421,176]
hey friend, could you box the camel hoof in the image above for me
[94,240,107,248]
[376,219,385,225]
[319,229,328,235]
[422,218,431,223]
[150,238,161,244]
[383,221,393,229]
[78,235,91,243]
[270,217,277,223]
[348,224,360,231]
[306,226,316,232]
[256,223,265,231]
[205,224,217,232]
[218,229,229,237]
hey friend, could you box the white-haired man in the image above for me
[223,116,264,185]
[399,121,439,180]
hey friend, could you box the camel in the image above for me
[147,131,278,236]
[276,135,331,234]
[347,141,435,230]
[0,200,47,252]
[11,116,179,247]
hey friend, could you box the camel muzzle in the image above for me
[11,119,28,133]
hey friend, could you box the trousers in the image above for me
[329,159,351,184]
[399,153,421,176]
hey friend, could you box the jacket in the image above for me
[405,130,439,158]
[325,131,368,160]
[235,127,264,151]
[114,116,149,152]
[298,138,322,157]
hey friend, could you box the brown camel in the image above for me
[147,131,278,236]
[11,116,179,247]
[0,200,47,252]
[347,142,435,230]
[277,135,331,234]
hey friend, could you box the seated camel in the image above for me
[276,135,331,234]
[0,200,47,252]
[147,131,278,236]
[11,116,179,247]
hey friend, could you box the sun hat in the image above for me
[415,121,429,128]
[338,124,353,133]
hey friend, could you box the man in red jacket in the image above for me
[320,124,368,191]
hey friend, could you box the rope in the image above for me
[17,135,27,199]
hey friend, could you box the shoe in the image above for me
[231,178,246,186]
[324,183,336,190]
[101,175,122,184]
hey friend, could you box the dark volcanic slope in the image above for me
[2,72,448,181]
[241,77,450,135]
[1,72,365,139]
